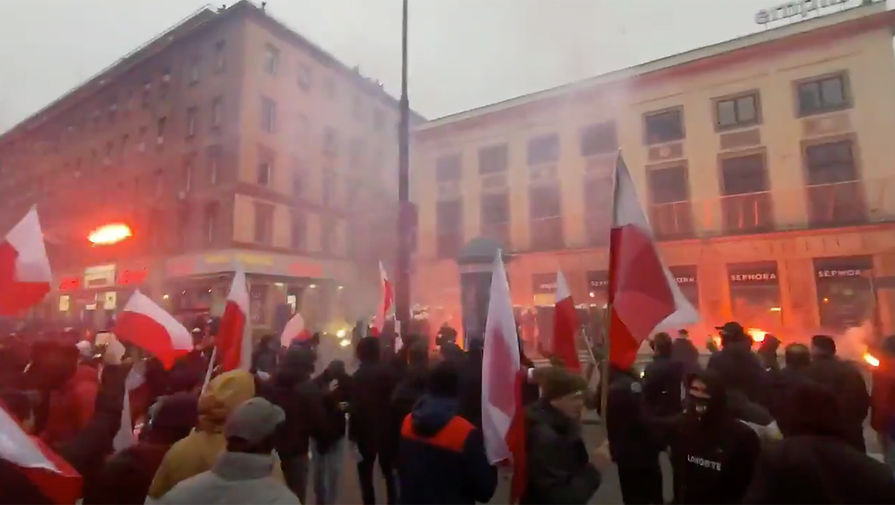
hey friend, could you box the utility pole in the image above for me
[395,0,411,335]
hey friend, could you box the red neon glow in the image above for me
[88,223,132,245]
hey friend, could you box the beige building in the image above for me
[412,3,895,352]
[0,1,409,331]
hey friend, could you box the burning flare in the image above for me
[747,328,767,343]
[88,223,132,245]
[864,352,880,368]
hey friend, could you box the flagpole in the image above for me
[201,346,217,395]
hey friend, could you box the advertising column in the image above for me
[727,261,782,330]
[814,256,874,332]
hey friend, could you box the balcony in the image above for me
[720,191,774,234]
[648,201,694,239]
[807,179,866,226]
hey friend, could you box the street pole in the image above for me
[395,0,411,336]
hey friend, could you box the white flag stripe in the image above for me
[5,207,52,283]
[122,290,192,351]
[227,266,250,316]
[0,405,58,472]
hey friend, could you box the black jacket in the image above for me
[83,441,169,504]
[768,366,812,435]
[397,395,496,504]
[388,365,428,463]
[805,355,870,451]
[312,372,352,454]
[706,345,768,406]
[261,369,330,459]
[642,355,684,417]
[606,369,662,466]
[521,400,601,504]
[458,350,483,429]
[671,337,700,375]
[743,435,895,504]
[350,361,398,451]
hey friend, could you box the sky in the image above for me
[0,0,879,131]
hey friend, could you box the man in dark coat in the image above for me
[397,361,496,504]
[768,343,812,435]
[671,329,700,376]
[388,341,430,463]
[805,334,870,452]
[744,381,895,504]
[457,339,484,429]
[642,332,684,417]
[310,360,352,505]
[707,322,768,406]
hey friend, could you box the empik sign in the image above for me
[755,0,851,25]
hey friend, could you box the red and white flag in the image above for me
[113,291,192,369]
[552,270,581,372]
[371,261,393,336]
[0,403,82,504]
[0,207,52,316]
[217,266,251,372]
[280,312,311,347]
[481,251,526,502]
[608,154,699,369]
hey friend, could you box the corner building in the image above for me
[0,1,408,330]
[412,3,895,352]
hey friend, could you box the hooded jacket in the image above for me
[397,395,496,504]
[42,364,100,445]
[159,452,298,505]
[805,354,870,451]
[147,370,284,499]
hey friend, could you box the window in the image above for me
[119,134,129,158]
[292,161,304,197]
[436,154,461,181]
[322,172,334,206]
[352,96,363,120]
[480,192,510,244]
[647,165,693,238]
[183,156,194,192]
[323,127,339,155]
[186,107,198,137]
[529,183,563,250]
[263,44,279,75]
[188,56,200,84]
[211,96,223,129]
[804,140,864,225]
[105,140,114,161]
[584,176,612,245]
[204,203,219,246]
[141,81,151,108]
[649,165,689,204]
[805,140,858,185]
[214,40,226,73]
[257,159,272,186]
[297,63,312,90]
[291,213,307,250]
[720,154,772,232]
[798,73,849,116]
[157,116,167,143]
[437,200,462,259]
[253,203,274,244]
[527,134,559,165]
[348,138,364,171]
[478,144,508,174]
[580,121,617,156]
[137,126,147,152]
[644,108,684,145]
[721,154,767,195]
[296,114,309,145]
[321,217,333,254]
[261,97,276,133]
[159,69,171,99]
[207,145,222,185]
[716,92,759,130]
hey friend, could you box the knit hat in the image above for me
[539,366,588,401]
[224,397,285,444]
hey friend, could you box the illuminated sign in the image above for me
[59,276,81,292]
[88,223,133,245]
[84,264,116,289]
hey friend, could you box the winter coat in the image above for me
[521,400,601,504]
[159,452,298,505]
[261,368,330,459]
[84,441,169,504]
[397,395,497,504]
[743,435,895,504]
[706,346,769,406]
[768,366,813,436]
[349,361,398,451]
[606,369,663,466]
[41,364,99,445]
[388,365,428,463]
[457,350,483,429]
[671,337,700,375]
[642,355,684,417]
[806,355,870,451]
[311,371,352,453]
[871,362,895,437]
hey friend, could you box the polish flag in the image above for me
[552,271,581,372]
[608,154,699,369]
[217,267,251,372]
[280,312,311,347]
[371,261,393,336]
[0,403,82,504]
[113,291,192,369]
[0,208,52,316]
[481,251,526,502]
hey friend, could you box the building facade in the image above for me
[412,3,895,353]
[0,1,405,331]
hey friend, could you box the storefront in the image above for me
[670,265,699,311]
[814,256,874,331]
[727,261,782,330]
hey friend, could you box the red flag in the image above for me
[0,403,82,504]
[280,312,311,347]
[217,266,251,372]
[609,154,697,369]
[0,207,52,315]
[113,291,192,369]
[552,270,581,372]
[481,251,526,502]
[372,261,393,336]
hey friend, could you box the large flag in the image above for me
[0,207,52,315]
[0,403,82,504]
[608,154,699,369]
[280,312,311,347]
[552,270,581,372]
[371,261,393,336]
[112,363,146,452]
[218,266,251,372]
[481,251,526,502]
[113,291,192,369]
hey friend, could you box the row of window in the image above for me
[251,201,347,256]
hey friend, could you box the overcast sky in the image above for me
[0,0,879,131]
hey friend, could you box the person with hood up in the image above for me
[311,359,352,505]
[768,343,813,435]
[397,361,496,504]
[671,328,700,376]
[147,369,284,499]
[522,366,605,504]
[159,397,299,505]
[85,392,198,504]
[756,334,781,372]
[743,381,895,503]
[388,341,430,466]
[706,322,768,407]
[642,332,684,417]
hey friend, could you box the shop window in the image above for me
[670,265,699,310]
[727,261,782,331]
[814,256,873,332]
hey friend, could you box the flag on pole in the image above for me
[112,363,146,452]
[218,266,251,372]
[552,270,581,372]
[371,261,393,336]
[0,403,82,503]
[608,153,698,369]
[280,312,311,347]
[113,291,192,369]
[0,207,52,316]
[481,251,526,502]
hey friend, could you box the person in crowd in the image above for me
[806,334,870,452]
[642,332,684,417]
[744,381,895,503]
[606,365,663,505]
[671,328,700,375]
[769,343,812,435]
[311,359,352,505]
[252,335,281,378]
[522,366,605,504]
[159,397,299,504]
[397,361,496,504]
[85,392,198,504]
[148,369,284,499]
[350,336,399,505]
[871,335,895,475]
[756,334,781,372]
[0,334,30,389]
[706,322,768,406]
[261,344,329,503]
[389,341,431,460]
[458,339,484,429]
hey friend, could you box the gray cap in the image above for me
[224,397,285,444]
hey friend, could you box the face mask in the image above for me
[686,396,710,418]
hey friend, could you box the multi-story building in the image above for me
[0,1,409,331]
[412,2,895,352]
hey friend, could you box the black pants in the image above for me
[282,453,310,504]
[357,442,397,505]
[617,459,663,505]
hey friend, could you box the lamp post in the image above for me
[395,0,411,335]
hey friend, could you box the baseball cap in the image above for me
[224,397,285,444]
[715,321,745,336]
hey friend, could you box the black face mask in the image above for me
[685,395,711,419]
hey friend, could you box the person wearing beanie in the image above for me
[522,366,604,504]
[397,361,497,504]
[159,397,299,504]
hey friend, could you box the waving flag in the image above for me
[113,291,192,369]
[218,266,251,372]
[552,270,581,372]
[371,261,393,336]
[0,207,52,315]
[608,154,698,369]
[481,251,526,502]
[280,312,311,347]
